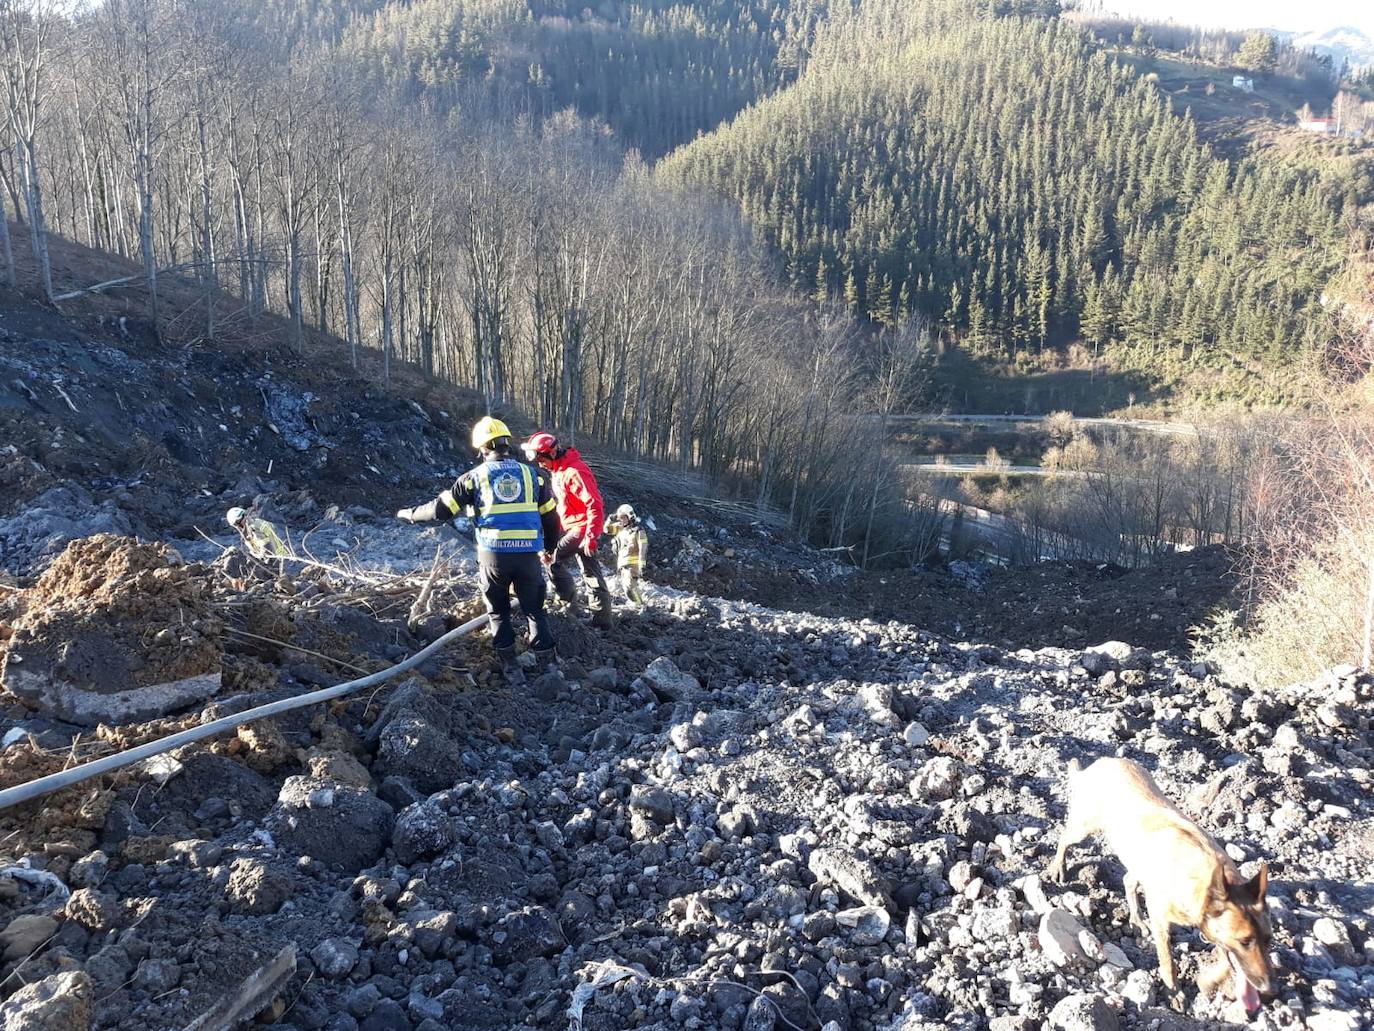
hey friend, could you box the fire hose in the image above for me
[0,612,492,812]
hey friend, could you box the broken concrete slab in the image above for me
[3,668,222,727]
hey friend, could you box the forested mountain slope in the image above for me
[250,0,824,157]
[659,0,1364,378]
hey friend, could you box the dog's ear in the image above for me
[1206,863,1230,915]
[1230,860,1269,905]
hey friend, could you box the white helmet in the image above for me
[615,504,636,520]
[226,507,248,528]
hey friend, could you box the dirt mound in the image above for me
[0,535,223,725]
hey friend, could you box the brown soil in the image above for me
[1,535,222,695]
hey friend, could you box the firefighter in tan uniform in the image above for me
[607,503,649,608]
[226,507,291,560]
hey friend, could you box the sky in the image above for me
[1100,0,1374,35]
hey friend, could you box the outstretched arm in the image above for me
[398,477,474,524]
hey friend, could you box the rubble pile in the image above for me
[0,549,1367,1031]
[0,301,1366,1031]
[0,536,222,725]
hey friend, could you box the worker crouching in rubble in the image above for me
[608,503,649,608]
[521,431,616,630]
[396,417,560,685]
[226,507,292,561]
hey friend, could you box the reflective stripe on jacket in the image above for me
[610,525,649,569]
[462,458,544,553]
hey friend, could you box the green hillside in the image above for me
[658,0,1361,396]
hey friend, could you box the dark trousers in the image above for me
[549,530,613,614]
[479,550,554,651]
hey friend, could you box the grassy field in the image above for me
[1111,50,1333,156]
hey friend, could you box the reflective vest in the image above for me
[611,525,649,569]
[244,518,290,559]
[446,459,542,553]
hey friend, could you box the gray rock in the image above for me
[1018,874,1051,913]
[971,906,1018,940]
[408,910,459,957]
[133,956,181,993]
[266,777,394,874]
[1039,909,1088,967]
[310,938,359,979]
[640,657,702,701]
[489,905,566,964]
[718,807,754,840]
[948,860,976,893]
[392,800,454,864]
[1048,993,1118,1031]
[360,998,412,1031]
[835,905,890,946]
[910,756,960,801]
[1101,942,1132,969]
[1312,917,1352,951]
[0,914,58,962]
[64,888,121,932]
[377,776,426,811]
[85,943,133,990]
[902,721,930,747]
[533,821,564,850]
[1121,969,1154,1007]
[67,851,110,889]
[743,994,777,1031]
[669,721,703,751]
[808,848,893,910]
[225,857,293,915]
[629,784,675,824]
[0,970,94,1031]
[1088,641,1133,663]
[373,714,462,795]
[3,663,222,727]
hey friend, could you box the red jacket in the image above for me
[548,448,605,542]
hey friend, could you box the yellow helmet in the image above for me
[471,416,512,450]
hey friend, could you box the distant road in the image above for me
[903,462,1088,477]
[888,413,1196,436]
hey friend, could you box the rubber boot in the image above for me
[533,647,557,673]
[589,586,616,630]
[496,646,526,687]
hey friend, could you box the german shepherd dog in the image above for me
[1046,757,1273,1013]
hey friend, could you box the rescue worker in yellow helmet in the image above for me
[607,503,649,608]
[226,507,291,561]
[395,417,560,682]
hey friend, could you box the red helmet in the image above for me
[523,431,558,459]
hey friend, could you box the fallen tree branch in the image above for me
[408,545,443,629]
[51,380,79,412]
[221,627,372,677]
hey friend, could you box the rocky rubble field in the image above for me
[0,523,1369,1031]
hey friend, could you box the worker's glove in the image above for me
[396,508,415,524]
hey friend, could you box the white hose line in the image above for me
[0,612,492,813]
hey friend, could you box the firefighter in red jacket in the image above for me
[521,431,615,630]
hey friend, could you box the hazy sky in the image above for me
[1101,0,1374,34]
